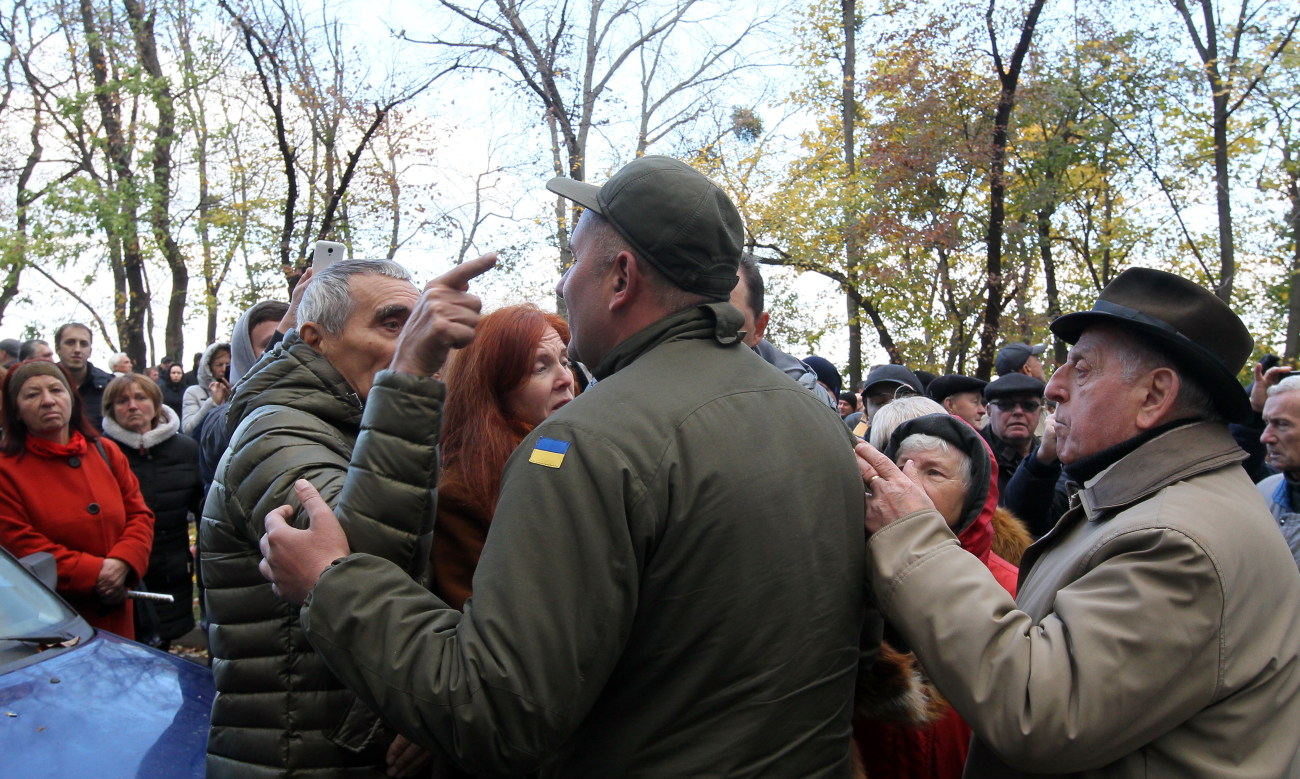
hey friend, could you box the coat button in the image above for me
[87,503,100,515]
[68,457,81,468]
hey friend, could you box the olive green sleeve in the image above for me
[302,420,646,776]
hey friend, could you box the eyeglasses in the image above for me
[989,398,1043,413]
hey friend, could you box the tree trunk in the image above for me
[1285,154,1300,360]
[841,0,862,389]
[974,0,1047,380]
[1210,86,1235,302]
[80,0,148,367]
[1037,206,1065,366]
[124,0,187,366]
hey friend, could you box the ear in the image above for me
[298,321,324,351]
[941,396,956,414]
[751,311,770,343]
[607,251,638,312]
[1135,366,1180,429]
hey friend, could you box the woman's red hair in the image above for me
[440,304,571,519]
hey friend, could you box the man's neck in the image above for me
[64,363,88,385]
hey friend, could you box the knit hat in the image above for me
[5,360,72,405]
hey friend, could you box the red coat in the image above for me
[856,471,1018,779]
[0,435,154,639]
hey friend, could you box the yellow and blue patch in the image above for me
[528,437,571,469]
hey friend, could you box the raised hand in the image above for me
[853,441,937,533]
[389,253,498,378]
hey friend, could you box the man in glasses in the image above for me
[981,373,1046,494]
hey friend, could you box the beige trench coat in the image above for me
[869,422,1300,778]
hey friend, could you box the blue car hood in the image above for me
[0,630,213,777]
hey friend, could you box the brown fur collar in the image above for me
[991,506,1033,566]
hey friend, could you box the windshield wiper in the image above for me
[0,632,77,644]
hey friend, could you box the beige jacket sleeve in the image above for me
[867,508,1222,773]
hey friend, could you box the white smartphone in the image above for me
[312,240,346,271]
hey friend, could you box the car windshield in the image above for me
[0,551,87,671]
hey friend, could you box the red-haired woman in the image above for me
[0,361,154,638]
[431,304,576,609]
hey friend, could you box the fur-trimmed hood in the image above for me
[101,404,181,452]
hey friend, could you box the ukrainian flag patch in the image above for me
[529,437,571,469]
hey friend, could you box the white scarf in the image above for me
[102,404,181,452]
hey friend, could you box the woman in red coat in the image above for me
[0,360,154,639]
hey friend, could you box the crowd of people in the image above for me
[2,154,1300,777]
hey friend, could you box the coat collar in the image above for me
[1018,421,1245,582]
[590,302,744,381]
[1076,421,1246,521]
[101,405,181,451]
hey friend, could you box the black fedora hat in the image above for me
[1050,267,1253,423]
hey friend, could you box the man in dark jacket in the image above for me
[200,256,493,778]
[261,157,871,777]
[55,322,112,431]
[980,372,1045,495]
[729,252,835,407]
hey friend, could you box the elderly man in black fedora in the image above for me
[855,267,1300,778]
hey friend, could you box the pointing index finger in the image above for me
[432,253,497,291]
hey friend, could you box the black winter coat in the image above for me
[103,407,204,641]
[159,377,187,417]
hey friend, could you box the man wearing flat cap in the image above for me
[259,156,870,775]
[855,267,1300,777]
[980,372,1046,495]
[927,373,988,428]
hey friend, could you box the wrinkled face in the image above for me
[505,327,576,428]
[209,350,231,382]
[112,382,158,434]
[556,213,615,368]
[30,343,54,362]
[987,394,1042,445]
[897,443,969,529]
[944,391,986,428]
[112,355,133,373]
[169,365,184,383]
[1044,327,1145,464]
[17,375,72,441]
[313,275,420,401]
[56,326,92,371]
[1263,391,1300,477]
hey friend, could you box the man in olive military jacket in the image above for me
[261,156,871,777]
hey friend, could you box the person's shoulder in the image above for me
[86,363,113,387]
[159,429,201,458]
[1258,472,1284,501]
